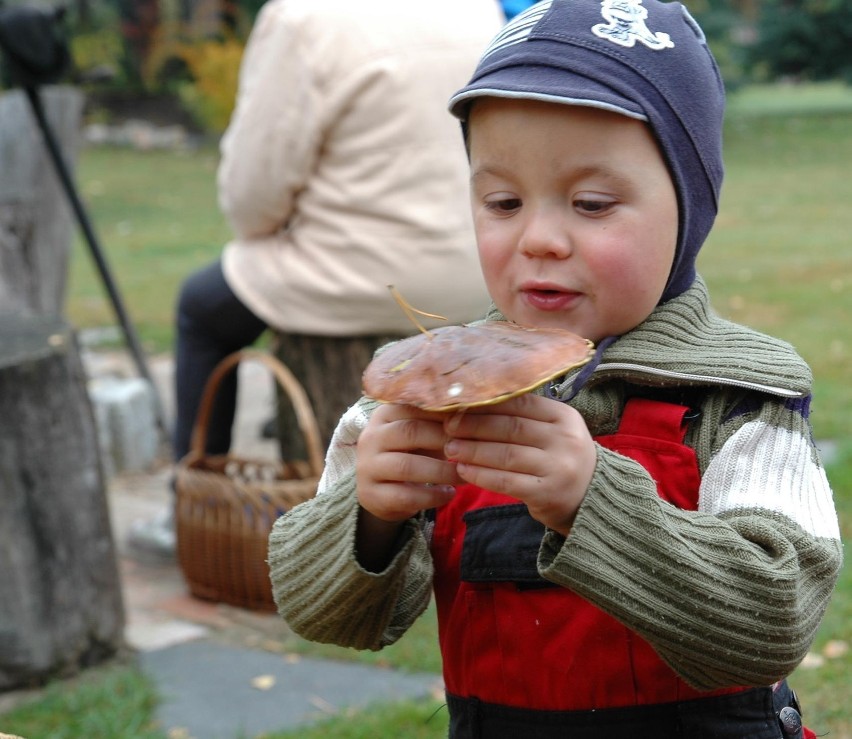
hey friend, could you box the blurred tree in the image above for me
[74,0,92,27]
[239,0,265,20]
[118,0,160,87]
[747,0,852,83]
[108,0,258,92]
[177,0,192,23]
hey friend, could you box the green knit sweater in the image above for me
[268,278,843,691]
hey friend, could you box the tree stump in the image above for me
[0,314,124,690]
[272,332,408,459]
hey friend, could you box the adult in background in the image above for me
[129,0,506,558]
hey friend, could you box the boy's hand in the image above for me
[356,403,461,523]
[444,394,596,536]
[355,403,461,571]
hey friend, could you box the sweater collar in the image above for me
[485,277,811,398]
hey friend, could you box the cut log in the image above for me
[271,332,408,459]
[0,314,124,690]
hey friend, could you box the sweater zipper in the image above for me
[592,362,805,398]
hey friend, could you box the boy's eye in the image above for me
[484,196,522,214]
[574,197,615,215]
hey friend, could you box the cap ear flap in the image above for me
[680,5,707,44]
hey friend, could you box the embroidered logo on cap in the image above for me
[592,0,674,50]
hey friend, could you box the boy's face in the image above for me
[468,98,678,343]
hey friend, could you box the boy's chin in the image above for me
[501,310,594,340]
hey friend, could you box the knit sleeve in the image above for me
[538,394,843,690]
[267,399,434,650]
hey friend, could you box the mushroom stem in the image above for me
[388,285,447,338]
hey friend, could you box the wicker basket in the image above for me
[175,349,324,612]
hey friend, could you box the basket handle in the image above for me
[187,349,325,478]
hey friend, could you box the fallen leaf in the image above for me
[430,682,446,701]
[308,694,338,714]
[799,652,825,669]
[250,674,276,690]
[822,640,848,659]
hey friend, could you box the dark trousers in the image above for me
[446,680,804,739]
[173,259,267,462]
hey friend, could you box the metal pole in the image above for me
[24,84,171,441]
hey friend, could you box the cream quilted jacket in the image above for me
[219,0,504,334]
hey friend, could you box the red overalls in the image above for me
[430,398,810,738]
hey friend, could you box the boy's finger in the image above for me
[373,452,460,486]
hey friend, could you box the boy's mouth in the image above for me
[521,285,582,312]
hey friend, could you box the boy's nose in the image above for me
[518,208,573,259]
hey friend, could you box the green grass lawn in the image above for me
[3,82,847,738]
[65,144,228,352]
[700,87,852,442]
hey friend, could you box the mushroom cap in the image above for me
[362,322,595,411]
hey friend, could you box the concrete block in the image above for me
[88,376,158,474]
[90,396,115,479]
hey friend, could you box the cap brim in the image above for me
[449,64,648,122]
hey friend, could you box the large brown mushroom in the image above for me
[362,321,594,412]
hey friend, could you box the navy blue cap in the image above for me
[450,0,726,303]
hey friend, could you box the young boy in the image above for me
[268,1,843,736]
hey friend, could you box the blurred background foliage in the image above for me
[2,0,852,133]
